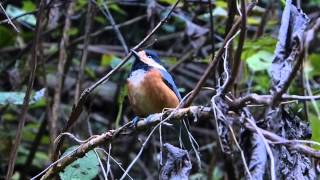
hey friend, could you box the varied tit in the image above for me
[127,50,182,118]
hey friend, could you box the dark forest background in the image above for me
[1,0,320,179]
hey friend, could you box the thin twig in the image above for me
[71,15,146,45]
[182,2,256,107]
[75,1,94,102]
[99,0,129,54]
[53,0,181,161]
[222,0,247,93]
[5,1,46,179]
[95,147,134,180]
[228,125,252,180]
[244,113,276,180]
[208,0,215,56]
[51,1,75,161]
[0,2,19,32]
[34,104,320,179]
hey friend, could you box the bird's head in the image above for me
[131,50,166,71]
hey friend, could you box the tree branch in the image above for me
[5,0,46,179]
[53,0,182,162]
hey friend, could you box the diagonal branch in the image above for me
[34,105,320,179]
[182,2,256,107]
[51,1,75,160]
[5,0,46,179]
[53,0,181,162]
[221,0,247,94]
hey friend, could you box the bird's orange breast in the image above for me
[127,69,180,117]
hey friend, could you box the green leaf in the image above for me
[199,7,227,21]
[162,24,176,33]
[22,0,36,12]
[67,28,79,36]
[212,7,228,17]
[59,147,100,180]
[310,114,320,150]
[75,0,87,11]
[159,0,177,5]
[85,67,96,79]
[101,54,122,69]
[0,26,15,48]
[164,57,177,65]
[2,112,16,122]
[253,72,270,93]
[109,4,127,16]
[189,173,207,180]
[94,16,107,25]
[0,88,45,105]
[115,85,128,128]
[215,1,228,8]
[246,51,274,72]
[212,166,224,180]
[307,53,320,77]
[248,17,261,25]
[29,98,47,109]
[6,5,36,26]
[242,36,276,61]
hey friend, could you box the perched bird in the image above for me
[127,50,192,150]
[127,50,182,118]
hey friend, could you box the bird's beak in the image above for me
[131,50,166,71]
[131,50,140,59]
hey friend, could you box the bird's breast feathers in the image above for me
[127,69,180,117]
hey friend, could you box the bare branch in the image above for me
[53,0,182,163]
[5,1,46,178]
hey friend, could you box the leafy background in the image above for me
[0,0,320,179]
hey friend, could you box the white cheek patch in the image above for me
[147,59,167,71]
[137,51,167,72]
[128,69,146,87]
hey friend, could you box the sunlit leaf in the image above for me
[6,5,36,26]
[212,166,224,180]
[59,147,99,180]
[162,24,176,33]
[246,51,274,72]
[0,88,45,105]
[109,4,127,16]
[75,0,87,11]
[242,36,277,60]
[189,173,207,180]
[212,7,228,17]
[199,7,227,21]
[164,57,177,65]
[308,53,320,77]
[215,1,228,8]
[248,17,261,25]
[159,0,176,5]
[101,54,122,69]
[85,67,96,79]
[22,0,36,12]
[310,114,320,150]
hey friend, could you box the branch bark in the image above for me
[5,0,46,179]
[53,0,182,162]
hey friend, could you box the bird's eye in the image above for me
[147,55,152,59]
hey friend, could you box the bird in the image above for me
[127,50,182,118]
[127,50,192,150]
